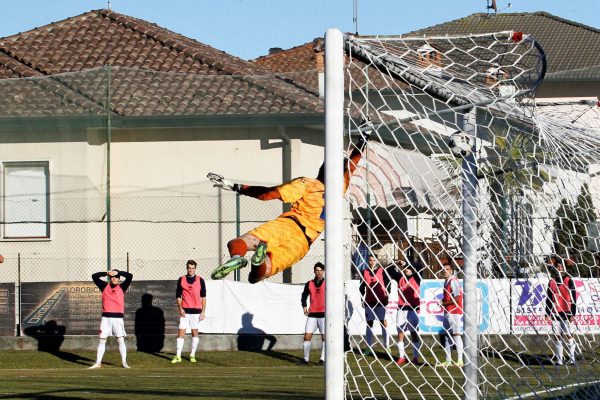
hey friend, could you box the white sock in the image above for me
[444,336,452,362]
[413,340,421,360]
[556,339,564,364]
[191,336,199,357]
[117,337,127,365]
[569,338,576,362]
[454,335,464,363]
[382,326,389,348]
[96,338,107,364]
[397,338,406,358]
[303,341,311,361]
[176,337,185,357]
[366,326,374,347]
[320,342,325,361]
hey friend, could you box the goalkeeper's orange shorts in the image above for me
[249,217,312,277]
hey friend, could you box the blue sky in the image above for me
[1,0,599,60]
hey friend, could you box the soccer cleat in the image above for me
[297,359,309,365]
[88,363,101,369]
[412,357,420,365]
[318,359,325,365]
[436,361,452,368]
[362,348,373,357]
[190,356,197,363]
[396,357,408,366]
[455,360,464,367]
[171,355,182,364]
[251,242,268,266]
[211,256,248,280]
[122,363,131,369]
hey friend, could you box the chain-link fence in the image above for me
[0,67,337,337]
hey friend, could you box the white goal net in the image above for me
[327,31,600,399]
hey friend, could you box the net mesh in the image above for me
[341,32,600,399]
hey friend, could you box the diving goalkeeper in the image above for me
[208,131,370,283]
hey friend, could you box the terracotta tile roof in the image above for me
[406,12,600,81]
[253,37,408,93]
[254,41,318,72]
[255,12,600,85]
[0,9,323,116]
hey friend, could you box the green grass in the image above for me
[0,350,325,400]
[0,347,598,399]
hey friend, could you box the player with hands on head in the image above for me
[388,259,423,365]
[208,121,372,283]
[299,262,326,365]
[171,260,207,364]
[89,268,133,369]
[545,256,577,366]
[359,254,392,355]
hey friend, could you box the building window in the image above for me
[3,161,50,239]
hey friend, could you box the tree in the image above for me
[553,183,597,277]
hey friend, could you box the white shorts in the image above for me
[552,318,572,336]
[305,317,325,334]
[179,313,202,330]
[443,313,463,335]
[99,317,126,339]
[365,304,386,322]
[396,309,419,333]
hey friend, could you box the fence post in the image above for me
[235,192,241,281]
[16,253,21,337]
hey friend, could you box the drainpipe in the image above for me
[280,126,292,283]
[106,66,112,271]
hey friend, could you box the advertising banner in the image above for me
[512,278,600,334]
[346,279,511,336]
[21,281,180,335]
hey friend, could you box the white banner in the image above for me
[195,278,599,335]
[201,280,306,334]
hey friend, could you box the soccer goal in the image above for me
[324,29,600,399]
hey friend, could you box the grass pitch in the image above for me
[1,346,599,399]
[0,349,324,400]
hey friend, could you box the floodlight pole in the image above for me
[324,28,345,400]
[462,110,479,399]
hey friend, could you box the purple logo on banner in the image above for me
[515,280,546,306]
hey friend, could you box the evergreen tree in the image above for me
[553,184,598,277]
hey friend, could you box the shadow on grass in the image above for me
[481,347,554,366]
[23,321,93,366]
[135,351,173,362]
[236,312,304,365]
[0,388,323,399]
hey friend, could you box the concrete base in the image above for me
[0,334,314,352]
[0,334,554,355]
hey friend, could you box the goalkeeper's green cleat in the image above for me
[190,356,196,363]
[171,355,181,364]
[454,360,464,367]
[251,242,268,266]
[211,256,248,280]
[436,360,452,368]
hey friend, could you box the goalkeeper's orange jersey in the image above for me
[276,177,325,242]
